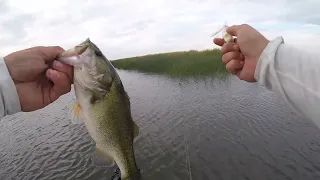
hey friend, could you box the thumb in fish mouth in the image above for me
[57,56,84,68]
[56,43,89,67]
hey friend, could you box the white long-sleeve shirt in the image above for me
[255,36,320,128]
[0,57,21,117]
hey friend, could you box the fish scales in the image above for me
[58,38,142,180]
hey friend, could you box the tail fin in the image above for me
[110,168,120,180]
[110,167,143,180]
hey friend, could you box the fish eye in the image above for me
[91,43,103,57]
[94,49,103,57]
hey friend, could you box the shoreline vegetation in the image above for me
[110,49,229,77]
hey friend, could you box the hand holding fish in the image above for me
[4,46,73,112]
[213,24,270,82]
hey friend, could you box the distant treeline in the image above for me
[111,49,228,77]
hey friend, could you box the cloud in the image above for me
[0,1,35,47]
[0,0,320,59]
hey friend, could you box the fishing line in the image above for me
[184,125,193,180]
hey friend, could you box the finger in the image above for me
[221,42,240,54]
[36,46,65,62]
[213,38,225,46]
[46,69,72,101]
[222,51,244,64]
[230,69,239,75]
[52,60,74,83]
[226,25,241,36]
[225,59,244,73]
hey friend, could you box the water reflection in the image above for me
[0,70,320,180]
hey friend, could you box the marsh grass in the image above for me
[111,49,229,77]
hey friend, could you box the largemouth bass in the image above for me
[57,38,142,180]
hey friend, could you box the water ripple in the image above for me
[0,71,320,179]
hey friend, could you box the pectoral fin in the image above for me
[91,144,115,167]
[69,102,85,124]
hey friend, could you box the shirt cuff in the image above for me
[254,36,284,89]
[0,57,21,116]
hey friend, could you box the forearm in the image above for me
[255,37,320,128]
[0,57,21,118]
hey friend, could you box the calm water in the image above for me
[1,70,320,180]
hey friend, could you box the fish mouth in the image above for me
[59,38,92,57]
[56,38,92,67]
[77,38,92,53]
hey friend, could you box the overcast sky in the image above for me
[0,0,320,60]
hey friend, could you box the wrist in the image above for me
[3,55,16,82]
[254,36,284,85]
[253,38,270,81]
[0,57,22,116]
